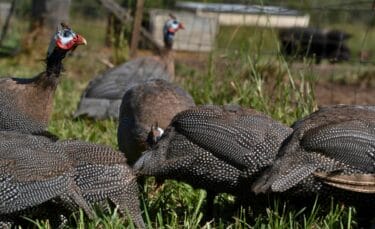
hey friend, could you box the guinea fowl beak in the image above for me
[179,23,185,30]
[75,34,87,46]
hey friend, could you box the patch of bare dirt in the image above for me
[315,82,375,105]
[176,53,375,106]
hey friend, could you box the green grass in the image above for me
[0,14,370,229]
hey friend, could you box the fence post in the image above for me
[130,0,144,58]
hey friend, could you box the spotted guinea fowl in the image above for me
[73,15,184,120]
[118,78,195,165]
[58,140,145,228]
[0,131,145,228]
[0,23,86,135]
[0,131,94,227]
[251,105,375,225]
[134,105,292,214]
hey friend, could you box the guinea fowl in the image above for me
[58,140,145,228]
[118,78,195,165]
[0,131,145,228]
[0,23,86,135]
[251,105,375,225]
[73,16,184,120]
[134,105,292,214]
[0,131,94,227]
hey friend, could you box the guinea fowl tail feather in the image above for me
[252,160,317,193]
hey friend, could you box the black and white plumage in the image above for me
[251,105,375,225]
[73,58,171,120]
[252,105,375,194]
[0,131,94,226]
[0,131,145,228]
[0,23,86,135]
[118,79,195,165]
[74,17,184,120]
[58,140,145,228]
[134,105,292,199]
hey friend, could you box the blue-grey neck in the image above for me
[163,31,174,49]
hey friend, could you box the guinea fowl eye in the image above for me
[63,30,71,37]
[173,20,178,24]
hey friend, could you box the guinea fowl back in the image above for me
[0,131,94,225]
[134,105,292,198]
[0,24,86,134]
[171,105,292,173]
[73,57,171,119]
[135,125,246,196]
[0,131,145,228]
[118,79,195,165]
[73,16,185,120]
[251,105,375,227]
[252,105,375,194]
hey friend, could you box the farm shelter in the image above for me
[176,1,310,28]
[149,9,219,52]
[0,0,374,228]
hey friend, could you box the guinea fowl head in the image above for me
[163,15,184,49]
[46,23,87,75]
[146,122,164,147]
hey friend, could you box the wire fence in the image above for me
[3,0,375,105]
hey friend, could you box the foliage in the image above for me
[0,6,371,228]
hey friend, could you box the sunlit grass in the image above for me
[0,13,369,229]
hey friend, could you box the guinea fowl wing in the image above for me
[172,105,292,172]
[74,57,171,120]
[133,126,244,195]
[251,154,318,193]
[253,105,375,194]
[0,146,73,214]
[57,140,145,229]
[81,57,170,100]
[301,120,375,172]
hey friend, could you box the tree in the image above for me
[24,0,71,52]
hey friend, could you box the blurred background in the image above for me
[0,1,374,227]
[0,0,374,108]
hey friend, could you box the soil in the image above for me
[175,53,375,106]
[291,63,375,106]
[315,82,375,106]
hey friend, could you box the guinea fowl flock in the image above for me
[73,16,184,120]
[0,16,374,229]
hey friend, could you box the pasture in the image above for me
[0,1,374,227]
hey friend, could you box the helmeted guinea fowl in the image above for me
[251,105,375,225]
[0,131,145,228]
[58,140,145,228]
[134,105,292,214]
[118,78,195,165]
[0,23,86,135]
[73,15,184,120]
[0,131,94,227]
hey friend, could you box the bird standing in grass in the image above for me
[0,23,86,135]
[0,131,145,228]
[74,15,185,120]
[134,105,292,217]
[0,131,94,227]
